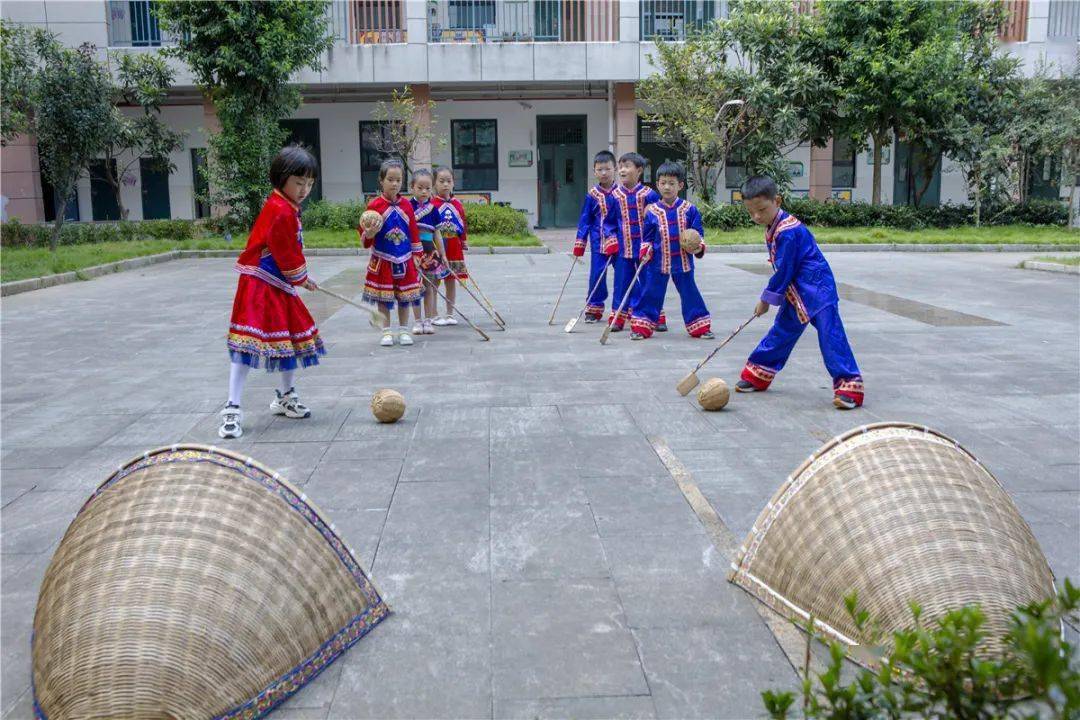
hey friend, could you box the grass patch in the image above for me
[706,225,1079,246]
[1,231,541,283]
[1034,255,1080,265]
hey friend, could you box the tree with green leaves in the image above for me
[369,86,447,180]
[0,19,36,146]
[638,0,835,203]
[99,52,187,221]
[818,0,986,206]
[155,0,333,228]
[30,35,115,249]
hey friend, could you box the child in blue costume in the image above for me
[573,150,620,322]
[736,176,864,410]
[610,153,665,332]
[410,168,449,335]
[629,162,714,340]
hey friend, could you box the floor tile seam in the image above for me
[487,399,496,720]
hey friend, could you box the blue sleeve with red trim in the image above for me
[762,227,801,305]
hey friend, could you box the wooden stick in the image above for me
[417,262,490,341]
[675,314,757,396]
[315,286,382,329]
[444,265,505,330]
[548,256,579,325]
[464,273,507,328]
[564,255,613,333]
[600,258,648,345]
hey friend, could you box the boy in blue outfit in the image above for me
[736,176,864,410]
[629,162,714,340]
[573,150,620,322]
[610,153,666,332]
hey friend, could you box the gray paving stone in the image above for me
[401,437,489,482]
[495,695,657,720]
[32,445,148,494]
[1,446,95,471]
[491,504,608,580]
[0,469,47,508]
[224,441,330,486]
[571,436,667,478]
[493,578,649,701]
[319,436,410,461]
[0,491,84,554]
[100,412,208,447]
[633,625,798,719]
[305,459,400,511]
[491,405,564,438]
[584,476,705,537]
[414,406,490,439]
[334,405,419,443]
[557,404,642,437]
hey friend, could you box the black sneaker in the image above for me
[834,394,859,410]
[698,331,715,340]
[735,380,759,393]
[630,332,646,340]
[584,315,599,324]
[609,324,624,333]
[656,321,668,332]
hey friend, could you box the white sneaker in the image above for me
[431,316,450,326]
[218,404,243,439]
[444,315,459,326]
[270,388,310,419]
[398,331,414,346]
[412,321,423,335]
[380,330,395,346]
[422,319,434,334]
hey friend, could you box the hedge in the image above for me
[300,198,531,236]
[1,218,198,248]
[699,198,1069,231]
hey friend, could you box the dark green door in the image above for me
[1028,155,1061,201]
[140,158,171,219]
[280,119,322,202]
[191,148,210,219]
[537,116,586,228]
[89,159,121,221]
[638,118,687,197]
[894,138,941,207]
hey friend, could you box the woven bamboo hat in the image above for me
[728,423,1055,666]
[32,444,391,720]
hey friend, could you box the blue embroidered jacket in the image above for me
[642,198,706,276]
[612,183,661,260]
[760,210,839,324]
[411,197,439,250]
[574,184,619,254]
[364,195,420,264]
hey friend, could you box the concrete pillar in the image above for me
[613,82,637,157]
[809,138,833,201]
[0,134,45,223]
[410,83,433,169]
[404,0,428,44]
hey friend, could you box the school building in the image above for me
[2,0,1078,228]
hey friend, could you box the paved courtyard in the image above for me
[2,248,1078,719]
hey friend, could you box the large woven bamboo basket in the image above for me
[32,444,391,720]
[728,423,1055,665]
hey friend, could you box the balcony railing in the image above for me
[330,0,405,44]
[640,0,724,41]
[107,0,177,47]
[429,0,618,43]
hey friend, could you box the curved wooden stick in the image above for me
[465,273,507,328]
[600,258,648,345]
[444,265,505,330]
[416,260,490,341]
[548,256,579,325]
[565,255,614,333]
[315,286,382,329]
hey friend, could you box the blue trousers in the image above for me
[743,302,861,389]
[611,255,664,327]
[630,266,711,338]
[585,250,612,318]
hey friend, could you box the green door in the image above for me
[280,119,322,202]
[89,159,121,221]
[140,158,171,219]
[537,116,586,228]
[894,138,941,207]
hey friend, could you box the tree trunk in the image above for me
[104,159,128,221]
[974,165,982,227]
[871,132,884,206]
[913,154,939,207]
[49,184,73,253]
[1069,181,1076,229]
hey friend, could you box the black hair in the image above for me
[656,161,686,184]
[742,176,779,201]
[434,166,454,181]
[269,144,318,189]
[410,168,434,186]
[378,158,405,185]
[618,152,647,169]
[593,150,617,166]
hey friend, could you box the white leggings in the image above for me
[228,362,294,407]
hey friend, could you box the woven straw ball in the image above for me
[728,422,1055,669]
[371,389,405,423]
[697,378,730,410]
[679,228,702,254]
[360,209,384,234]
[32,445,389,720]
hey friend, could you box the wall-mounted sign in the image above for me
[831,189,852,203]
[508,150,533,167]
[788,161,805,178]
[731,190,743,203]
[867,147,891,165]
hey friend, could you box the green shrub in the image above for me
[463,202,530,236]
[762,579,1080,719]
[301,198,366,231]
[700,197,1068,231]
[0,218,197,247]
